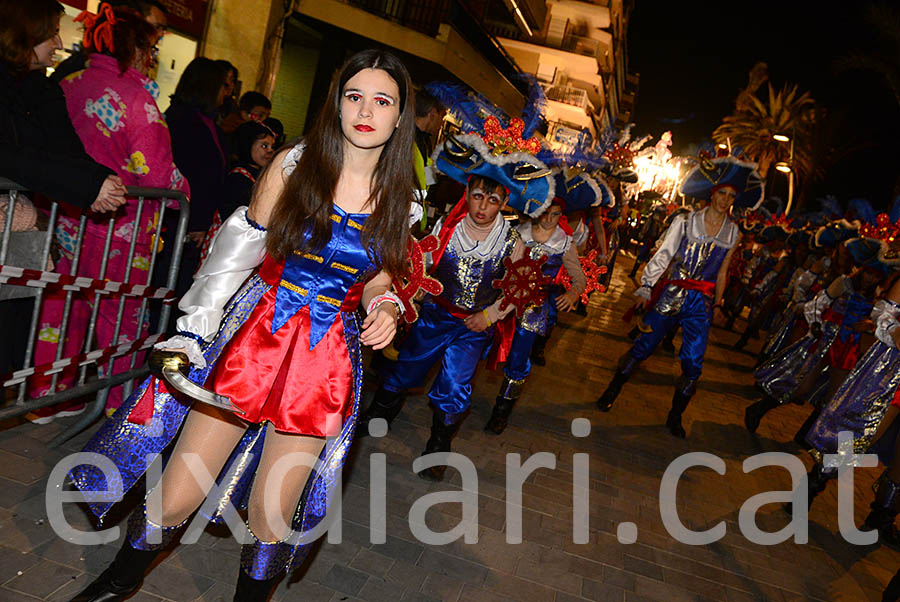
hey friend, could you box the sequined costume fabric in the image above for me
[629,209,738,380]
[433,220,520,311]
[754,297,846,404]
[383,218,519,419]
[67,214,373,575]
[807,340,900,464]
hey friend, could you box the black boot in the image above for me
[733,329,752,351]
[744,395,781,434]
[793,407,822,448]
[864,477,900,549]
[233,570,279,602]
[418,410,461,482]
[485,396,516,435]
[784,462,833,516]
[665,377,696,438]
[596,353,639,412]
[627,326,640,341]
[357,387,405,438]
[71,508,186,602]
[70,541,161,602]
[530,335,548,366]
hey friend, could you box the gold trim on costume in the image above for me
[293,251,324,263]
[347,219,364,230]
[330,214,341,223]
[279,280,308,296]
[316,294,341,307]
[330,261,359,274]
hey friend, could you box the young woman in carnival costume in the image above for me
[596,155,763,438]
[361,115,555,480]
[66,49,417,601]
[745,220,882,437]
[787,229,900,539]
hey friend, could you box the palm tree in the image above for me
[834,4,900,111]
[713,82,815,181]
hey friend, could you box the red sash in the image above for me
[666,279,716,297]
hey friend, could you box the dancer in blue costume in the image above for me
[745,224,883,438]
[67,50,417,602]
[755,228,829,365]
[360,116,555,481]
[732,224,799,351]
[529,167,612,364]
[596,155,763,438]
[486,197,587,434]
[786,236,900,535]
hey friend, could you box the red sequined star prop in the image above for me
[604,142,635,171]
[492,255,551,317]
[392,235,444,324]
[559,250,608,304]
[860,213,900,245]
[479,116,542,155]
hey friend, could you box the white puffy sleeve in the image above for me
[803,289,833,326]
[637,214,684,298]
[874,299,900,347]
[155,207,267,367]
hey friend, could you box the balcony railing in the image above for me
[544,85,589,110]
[342,0,451,37]
[559,32,600,58]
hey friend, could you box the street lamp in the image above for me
[773,131,795,212]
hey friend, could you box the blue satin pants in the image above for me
[504,326,537,382]
[382,300,493,419]
[630,289,711,381]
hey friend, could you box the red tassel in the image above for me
[127,377,165,424]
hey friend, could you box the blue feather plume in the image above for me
[817,195,842,218]
[848,198,876,225]
[424,81,505,132]
[890,195,900,224]
[516,74,546,138]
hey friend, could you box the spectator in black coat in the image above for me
[0,0,126,212]
[155,57,228,311]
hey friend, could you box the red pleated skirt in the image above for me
[206,285,353,436]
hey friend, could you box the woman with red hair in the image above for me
[29,3,189,421]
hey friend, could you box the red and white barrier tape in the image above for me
[0,265,174,300]
[2,333,163,387]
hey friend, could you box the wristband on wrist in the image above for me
[366,291,404,317]
[482,308,492,326]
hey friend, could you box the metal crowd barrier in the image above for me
[0,178,189,446]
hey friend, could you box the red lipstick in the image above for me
[354,124,374,132]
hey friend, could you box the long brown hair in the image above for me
[266,49,415,277]
[0,0,63,76]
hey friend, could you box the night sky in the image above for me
[628,0,900,208]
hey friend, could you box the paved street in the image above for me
[1,253,899,601]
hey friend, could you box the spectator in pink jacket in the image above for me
[30,3,189,422]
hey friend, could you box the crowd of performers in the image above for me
[50,47,900,601]
[60,49,628,602]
